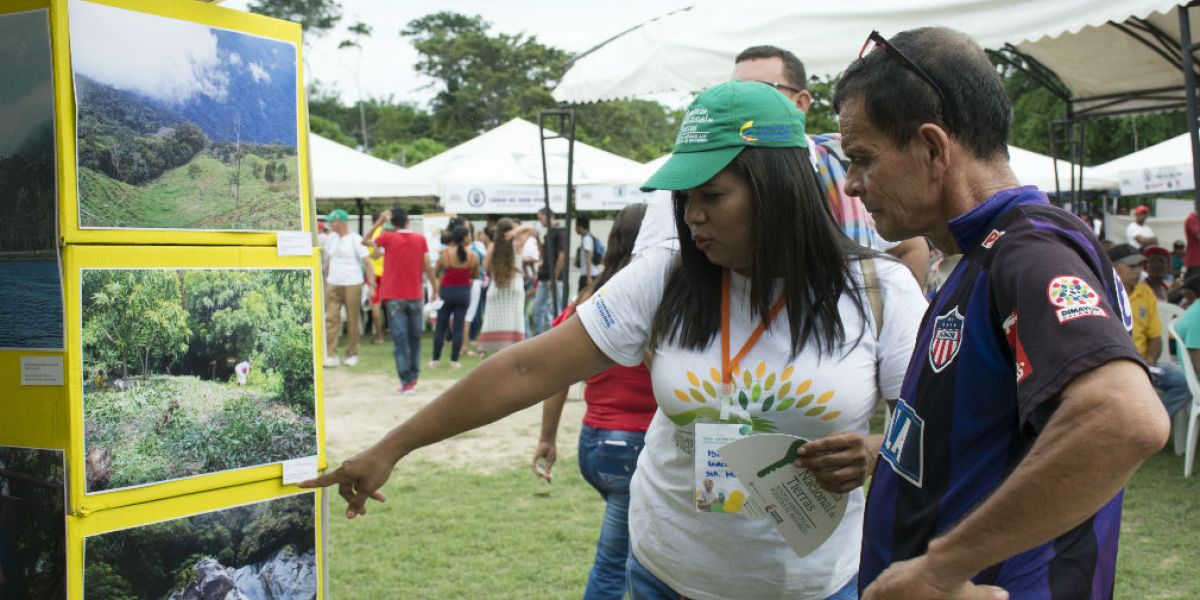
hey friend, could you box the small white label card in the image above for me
[282,455,318,484]
[694,422,760,516]
[20,355,64,386]
[720,434,849,557]
[277,231,313,256]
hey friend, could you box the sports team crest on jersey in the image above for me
[1048,276,1107,323]
[928,307,965,373]
[1112,267,1134,332]
[1002,310,1032,384]
[981,229,1005,249]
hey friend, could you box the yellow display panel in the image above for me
[68,483,323,600]
[51,0,312,246]
[0,351,69,450]
[63,245,326,514]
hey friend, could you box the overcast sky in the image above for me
[222,0,691,107]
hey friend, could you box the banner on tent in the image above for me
[1120,164,1194,196]
[442,184,655,214]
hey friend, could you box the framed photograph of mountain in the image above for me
[83,491,318,600]
[0,6,64,351]
[67,0,307,236]
[0,446,67,600]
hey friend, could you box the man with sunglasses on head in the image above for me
[733,45,930,284]
[834,27,1169,600]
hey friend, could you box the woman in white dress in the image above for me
[476,218,526,353]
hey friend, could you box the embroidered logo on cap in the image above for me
[928,307,965,373]
[1048,276,1106,323]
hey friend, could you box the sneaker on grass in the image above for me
[401,380,418,394]
[323,356,340,368]
[344,355,359,367]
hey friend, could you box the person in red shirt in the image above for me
[530,203,655,599]
[1185,211,1200,274]
[364,208,437,394]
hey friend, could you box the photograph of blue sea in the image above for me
[0,9,63,350]
[0,261,64,349]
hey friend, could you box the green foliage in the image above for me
[402,12,569,145]
[371,137,447,166]
[247,0,341,37]
[82,270,189,378]
[1000,63,1189,165]
[263,321,316,411]
[85,494,314,599]
[0,448,66,599]
[309,113,356,146]
[805,74,841,136]
[575,100,679,162]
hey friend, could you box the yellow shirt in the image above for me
[1128,282,1161,358]
[370,228,385,277]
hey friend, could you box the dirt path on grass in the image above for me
[321,368,586,474]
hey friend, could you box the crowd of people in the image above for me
[306,26,1183,600]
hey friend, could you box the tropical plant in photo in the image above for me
[82,269,316,492]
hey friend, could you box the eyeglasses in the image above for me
[751,80,805,96]
[858,30,948,121]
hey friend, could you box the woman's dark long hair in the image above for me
[649,146,871,358]
[448,225,469,262]
[490,219,518,288]
[590,203,649,292]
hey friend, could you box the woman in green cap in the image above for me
[303,81,927,600]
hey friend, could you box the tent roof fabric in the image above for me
[553,0,1186,115]
[407,118,649,187]
[1091,132,1194,179]
[309,133,436,199]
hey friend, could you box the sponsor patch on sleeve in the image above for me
[592,296,617,329]
[1002,310,1032,384]
[981,229,1005,249]
[1047,276,1106,323]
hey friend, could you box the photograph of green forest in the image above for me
[0,446,66,600]
[70,1,302,231]
[82,268,316,493]
[84,492,316,600]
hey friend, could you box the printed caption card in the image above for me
[693,423,762,517]
[720,434,848,557]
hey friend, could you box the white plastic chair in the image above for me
[1166,321,1200,477]
[1157,302,1185,365]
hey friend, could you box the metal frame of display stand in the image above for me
[538,108,577,315]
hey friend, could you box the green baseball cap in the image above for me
[327,209,349,222]
[642,80,807,192]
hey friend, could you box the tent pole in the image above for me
[537,115,557,317]
[563,108,577,314]
[356,198,365,236]
[1180,5,1200,216]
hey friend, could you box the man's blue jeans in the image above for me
[385,299,423,385]
[1152,361,1192,418]
[531,280,564,337]
[578,425,644,600]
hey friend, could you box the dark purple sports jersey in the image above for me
[860,187,1142,599]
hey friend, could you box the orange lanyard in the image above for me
[720,269,787,397]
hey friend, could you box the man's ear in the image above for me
[795,89,814,113]
[916,123,952,176]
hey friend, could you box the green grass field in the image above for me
[327,334,1200,598]
[85,374,315,491]
[78,152,302,230]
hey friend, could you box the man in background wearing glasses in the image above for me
[732,45,930,285]
[835,27,1169,599]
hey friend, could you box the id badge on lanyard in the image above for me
[691,269,785,517]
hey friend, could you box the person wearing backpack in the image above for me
[575,216,604,292]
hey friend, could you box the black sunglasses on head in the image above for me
[858,30,948,121]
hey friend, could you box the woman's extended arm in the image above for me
[301,316,614,517]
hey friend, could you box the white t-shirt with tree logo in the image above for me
[578,249,926,600]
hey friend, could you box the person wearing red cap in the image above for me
[1142,245,1173,300]
[1125,205,1157,250]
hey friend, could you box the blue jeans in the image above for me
[626,553,859,600]
[385,299,423,385]
[578,425,645,600]
[469,283,488,341]
[1152,361,1191,418]
[531,279,564,337]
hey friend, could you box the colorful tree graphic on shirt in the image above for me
[668,361,841,432]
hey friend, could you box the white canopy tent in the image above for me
[1092,132,1195,194]
[553,0,1188,111]
[309,133,436,199]
[407,118,655,214]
